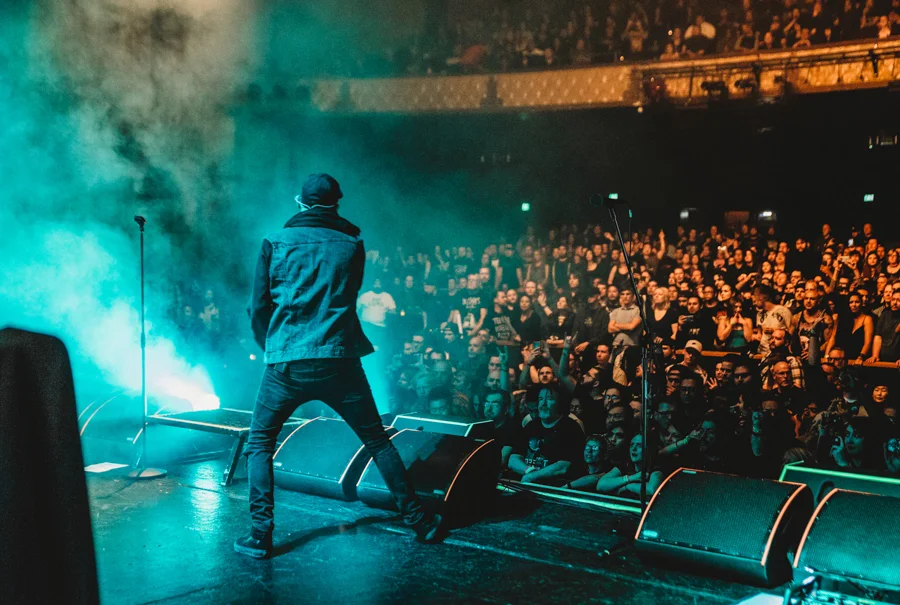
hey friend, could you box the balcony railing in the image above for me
[295,38,900,113]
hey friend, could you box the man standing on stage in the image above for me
[235,173,443,558]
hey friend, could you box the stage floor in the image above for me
[88,460,770,604]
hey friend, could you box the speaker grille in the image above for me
[640,470,798,559]
[797,490,900,588]
[274,418,363,479]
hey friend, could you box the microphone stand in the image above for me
[128,216,167,480]
[604,203,659,510]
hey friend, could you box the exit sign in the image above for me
[863,194,875,202]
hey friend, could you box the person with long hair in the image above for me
[583,249,604,285]
[565,434,612,491]
[608,251,632,292]
[595,433,663,497]
[717,299,754,351]
[525,249,550,289]
[646,289,679,343]
[836,292,874,361]
[825,417,885,471]
[861,250,882,286]
[512,294,544,344]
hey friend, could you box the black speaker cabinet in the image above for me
[0,328,99,604]
[794,489,900,591]
[356,429,500,522]
[635,468,814,587]
[273,417,373,501]
[391,412,494,438]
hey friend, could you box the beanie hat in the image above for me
[299,173,343,207]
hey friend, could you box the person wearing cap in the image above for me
[238,173,443,558]
[680,339,709,384]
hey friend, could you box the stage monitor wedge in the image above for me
[357,429,501,524]
[391,412,494,439]
[779,461,900,503]
[635,468,813,587]
[273,417,372,501]
[794,489,900,591]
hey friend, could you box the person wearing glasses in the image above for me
[655,400,695,459]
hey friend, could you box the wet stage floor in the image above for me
[88,461,769,604]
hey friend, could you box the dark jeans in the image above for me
[246,358,424,538]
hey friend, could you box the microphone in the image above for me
[589,192,622,208]
[134,215,147,227]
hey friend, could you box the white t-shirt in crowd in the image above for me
[358,291,396,327]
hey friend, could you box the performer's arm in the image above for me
[248,239,274,350]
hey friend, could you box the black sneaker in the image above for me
[413,513,445,544]
[233,532,272,559]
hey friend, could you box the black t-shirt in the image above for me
[676,311,715,348]
[724,262,751,286]
[459,289,486,331]
[517,416,586,469]
[647,305,680,341]
[461,290,486,314]
[451,259,471,278]
[494,418,521,448]
[445,290,463,318]
[552,259,573,290]
[422,293,447,327]
[597,257,613,281]
[656,256,677,285]
[486,307,516,341]
[498,256,522,288]
[694,308,718,347]
[513,311,544,343]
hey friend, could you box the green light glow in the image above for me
[780,462,900,485]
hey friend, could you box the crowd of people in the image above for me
[356,221,900,498]
[364,0,900,77]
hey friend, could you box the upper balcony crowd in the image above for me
[340,0,900,78]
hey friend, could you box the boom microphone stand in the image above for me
[590,194,660,509]
[128,215,167,480]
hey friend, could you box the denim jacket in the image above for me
[248,208,374,363]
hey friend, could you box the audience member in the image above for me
[347,221,899,496]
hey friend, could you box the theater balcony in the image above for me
[272,38,900,114]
